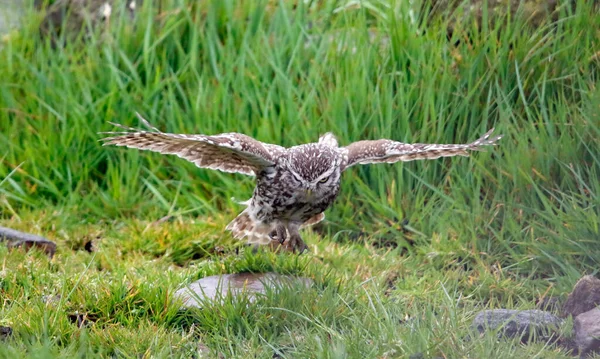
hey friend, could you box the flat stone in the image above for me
[562,275,600,318]
[472,309,563,343]
[0,226,56,258]
[175,272,313,309]
[574,307,600,357]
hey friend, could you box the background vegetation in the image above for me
[0,0,598,357]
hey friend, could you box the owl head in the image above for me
[286,135,342,200]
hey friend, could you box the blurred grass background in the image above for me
[2,0,597,270]
[0,0,599,357]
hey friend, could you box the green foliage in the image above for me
[0,0,598,357]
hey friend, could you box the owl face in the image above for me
[286,145,342,201]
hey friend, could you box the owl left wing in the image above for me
[101,114,284,176]
[341,128,502,171]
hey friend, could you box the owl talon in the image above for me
[269,225,287,244]
[296,241,308,254]
[287,234,308,254]
[276,225,287,244]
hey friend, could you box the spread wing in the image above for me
[100,114,285,176]
[341,128,502,171]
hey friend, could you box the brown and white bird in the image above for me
[101,114,502,253]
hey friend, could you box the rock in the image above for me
[408,354,443,359]
[426,0,599,36]
[0,0,25,36]
[0,226,56,258]
[562,275,600,318]
[36,0,141,45]
[197,342,211,358]
[574,307,600,357]
[472,309,563,342]
[430,0,559,29]
[0,326,12,340]
[175,272,313,309]
[42,295,61,305]
[556,336,579,356]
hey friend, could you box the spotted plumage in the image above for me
[101,114,503,252]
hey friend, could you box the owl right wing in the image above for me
[341,128,502,171]
[100,114,285,176]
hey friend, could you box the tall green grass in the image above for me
[1,0,599,273]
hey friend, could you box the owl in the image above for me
[101,114,502,253]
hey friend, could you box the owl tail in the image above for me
[226,210,273,245]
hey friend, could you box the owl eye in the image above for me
[318,176,329,184]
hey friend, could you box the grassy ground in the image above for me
[0,0,599,357]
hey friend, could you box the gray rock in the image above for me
[0,326,12,340]
[472,309,563,342]
[562,275,600,318]
[0,226,56,257]
[175,272,313,309]
[42,295,61,305]
[426,0,587,34]
[408,354,443,359]
[37,0,141,45]
[574,307,600,357]
[0,0,25,36]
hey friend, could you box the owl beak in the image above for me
[305,189,314,199]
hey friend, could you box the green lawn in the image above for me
[0,0,599,357]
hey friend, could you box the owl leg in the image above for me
[286,224,308,254]
[268,224,287,244]
[276,224,287,244]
